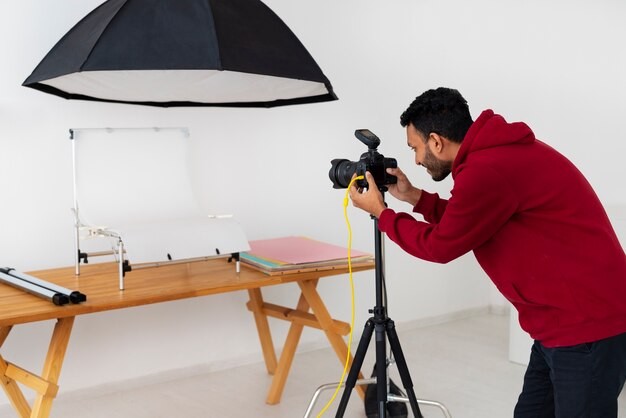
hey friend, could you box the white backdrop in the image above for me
[0,0,624,407]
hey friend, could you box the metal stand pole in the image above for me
[71,130,81,277]
[118,238,125,291]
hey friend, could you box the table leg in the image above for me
[265,288,312,404]
[0,317,75,418]
[0,326,31,418]
[298,279,366,400]
[247,279,364,404]
[0,327,11,346]
[30,317,75,418]
[248,288,278,375]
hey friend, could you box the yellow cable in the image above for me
[316,175,364,417]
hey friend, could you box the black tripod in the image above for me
[335,191,423,418]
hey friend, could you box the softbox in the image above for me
[23,0,337,108]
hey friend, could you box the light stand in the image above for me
[335,189,423,418]
[303,188,452,418]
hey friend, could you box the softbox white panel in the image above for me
[44,70,329,104]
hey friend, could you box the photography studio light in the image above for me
[22,0,337,108]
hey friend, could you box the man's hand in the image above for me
[349,172,387,218]
[386,167,422,206]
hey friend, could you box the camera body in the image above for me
[329,129,397,190]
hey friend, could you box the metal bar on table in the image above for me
[0,268,86,304]
[0,271,69,306]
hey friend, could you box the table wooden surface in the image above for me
[0,259,373,417]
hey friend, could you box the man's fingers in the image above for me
[387,167,401,180]
[365,171,376,183]
[349,183,358,197]
[387,167,404,176]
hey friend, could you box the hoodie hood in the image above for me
[452,109,536,178]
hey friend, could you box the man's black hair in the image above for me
[400,87,473,143]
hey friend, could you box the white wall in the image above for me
[1,0,624,404]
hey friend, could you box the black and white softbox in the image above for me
[23,0,337,107]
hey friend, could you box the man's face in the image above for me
[407,125,452,182]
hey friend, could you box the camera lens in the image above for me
[329,159,357,189]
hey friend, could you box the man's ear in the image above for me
[428,132,445,154]
[429,133,461,160]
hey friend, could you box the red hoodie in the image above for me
[378,109,626,347]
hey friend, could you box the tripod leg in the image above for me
[375,321,388,418]
[386,320,423,418]
[334,319,374,418]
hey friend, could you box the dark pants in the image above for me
[514,332,626,418]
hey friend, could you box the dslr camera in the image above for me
[329,129,398,190]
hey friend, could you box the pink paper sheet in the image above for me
[248,236,370,265]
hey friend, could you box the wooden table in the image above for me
[0,259,373,418]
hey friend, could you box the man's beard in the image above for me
[423,147,452,182]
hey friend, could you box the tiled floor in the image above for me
[1,314,624,417]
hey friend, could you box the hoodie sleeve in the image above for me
[413,190,448,223]
[378,165,518,263]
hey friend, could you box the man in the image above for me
[349,87,626,417]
